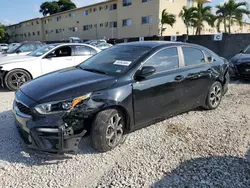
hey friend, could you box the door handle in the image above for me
[174,75,184,81]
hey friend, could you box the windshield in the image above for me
[28,44,57,57]
[79,45,151,75]
[7,43,21,53]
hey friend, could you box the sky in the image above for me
[0,0,230,25]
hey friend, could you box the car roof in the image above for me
[118,41,206,49]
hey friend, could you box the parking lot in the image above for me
[0,81,249,188]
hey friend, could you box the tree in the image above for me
[39,0,76,16]
[179,6,196,36]
[216,0,250,34]
[192,2,215,35]
[215,4,228,33]
[58,0,76,12]
[0,24,7,41]
[160,9,176,36]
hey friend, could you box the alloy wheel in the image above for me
[10,72,28,89]
[209,84,222,108]
[106,113,124,147]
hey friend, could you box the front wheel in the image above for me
[202,81,223,110]
[4,69,32,91]
[91,109,125,152]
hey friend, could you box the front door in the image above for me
[41,45,75,74]
[132,47,185,127]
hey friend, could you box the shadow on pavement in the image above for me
[151,150,250,188]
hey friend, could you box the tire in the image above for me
[4,69,32,91]
[202,81,223,110]
[91,109,125,152]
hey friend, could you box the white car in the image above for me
[0,43,101,91]
[0,44,8,52]
[0,41,44,58]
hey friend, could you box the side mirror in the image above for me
[135,66,156,80]
[16,49,21,54]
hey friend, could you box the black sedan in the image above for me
[12,41,229,153]
[229,45,250,79]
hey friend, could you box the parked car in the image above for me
[95,43,113,50]
[229,45,250,79]
[1,41,44,57]
[8,43,20,50]
[84,39,107,46]
[0,43,8,52]
[12,41,229,153]
[0,43,101,90]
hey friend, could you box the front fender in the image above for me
[68,84,134,131]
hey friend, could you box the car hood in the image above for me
[230,53,250,64]
[20,67,118,103]
[0,55,37,65]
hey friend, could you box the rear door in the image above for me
[133,47,186,127]
[72,45,98,64]
[179,46,214,109]
[41,45,75,74]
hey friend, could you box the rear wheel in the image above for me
[91,109,125,152]
[202,81,223,110]
[4,69,32,91]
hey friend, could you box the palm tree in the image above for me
[192,2,215,35]
[179,6,196,36]
[215,4,228,33]
[160,9,176,36]
[221,0,250,34]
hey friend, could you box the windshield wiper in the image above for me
[81,68,107,75]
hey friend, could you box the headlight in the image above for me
[34,93,91,115]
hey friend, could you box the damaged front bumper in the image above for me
[13,100,87,153]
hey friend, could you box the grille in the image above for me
[16,101,32,115]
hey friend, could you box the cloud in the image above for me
[72,0,106,7]
[0,19,16,25]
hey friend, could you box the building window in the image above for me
[83,25,89,31]
[93,7,97,12]
[31,22,33,26]
[36,20,40,24]
[123,0,132,6]
[99,6,103,11]
[32,32,35,36]
[142,16,152,24]
[122,19,132,27]
[72,13,76,18]
[73,27,78,32]
[89,24,92,29]
[83,10,88,16]
[37,31,40,35]
[142,0,152,2]
[28,32,31,36]
[110,4,117,10]
[100,23,104,27]
[110,21,117,28]
[187,0,193,7]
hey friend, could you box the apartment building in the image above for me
[7,0,214,42]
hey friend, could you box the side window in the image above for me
[30,44,36,51]
[182,47,205,66]
[35,44,42,49]
[48,46,72,58]
[145,47,179,73]
[19,44,32,52]
[74,46,97,56]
